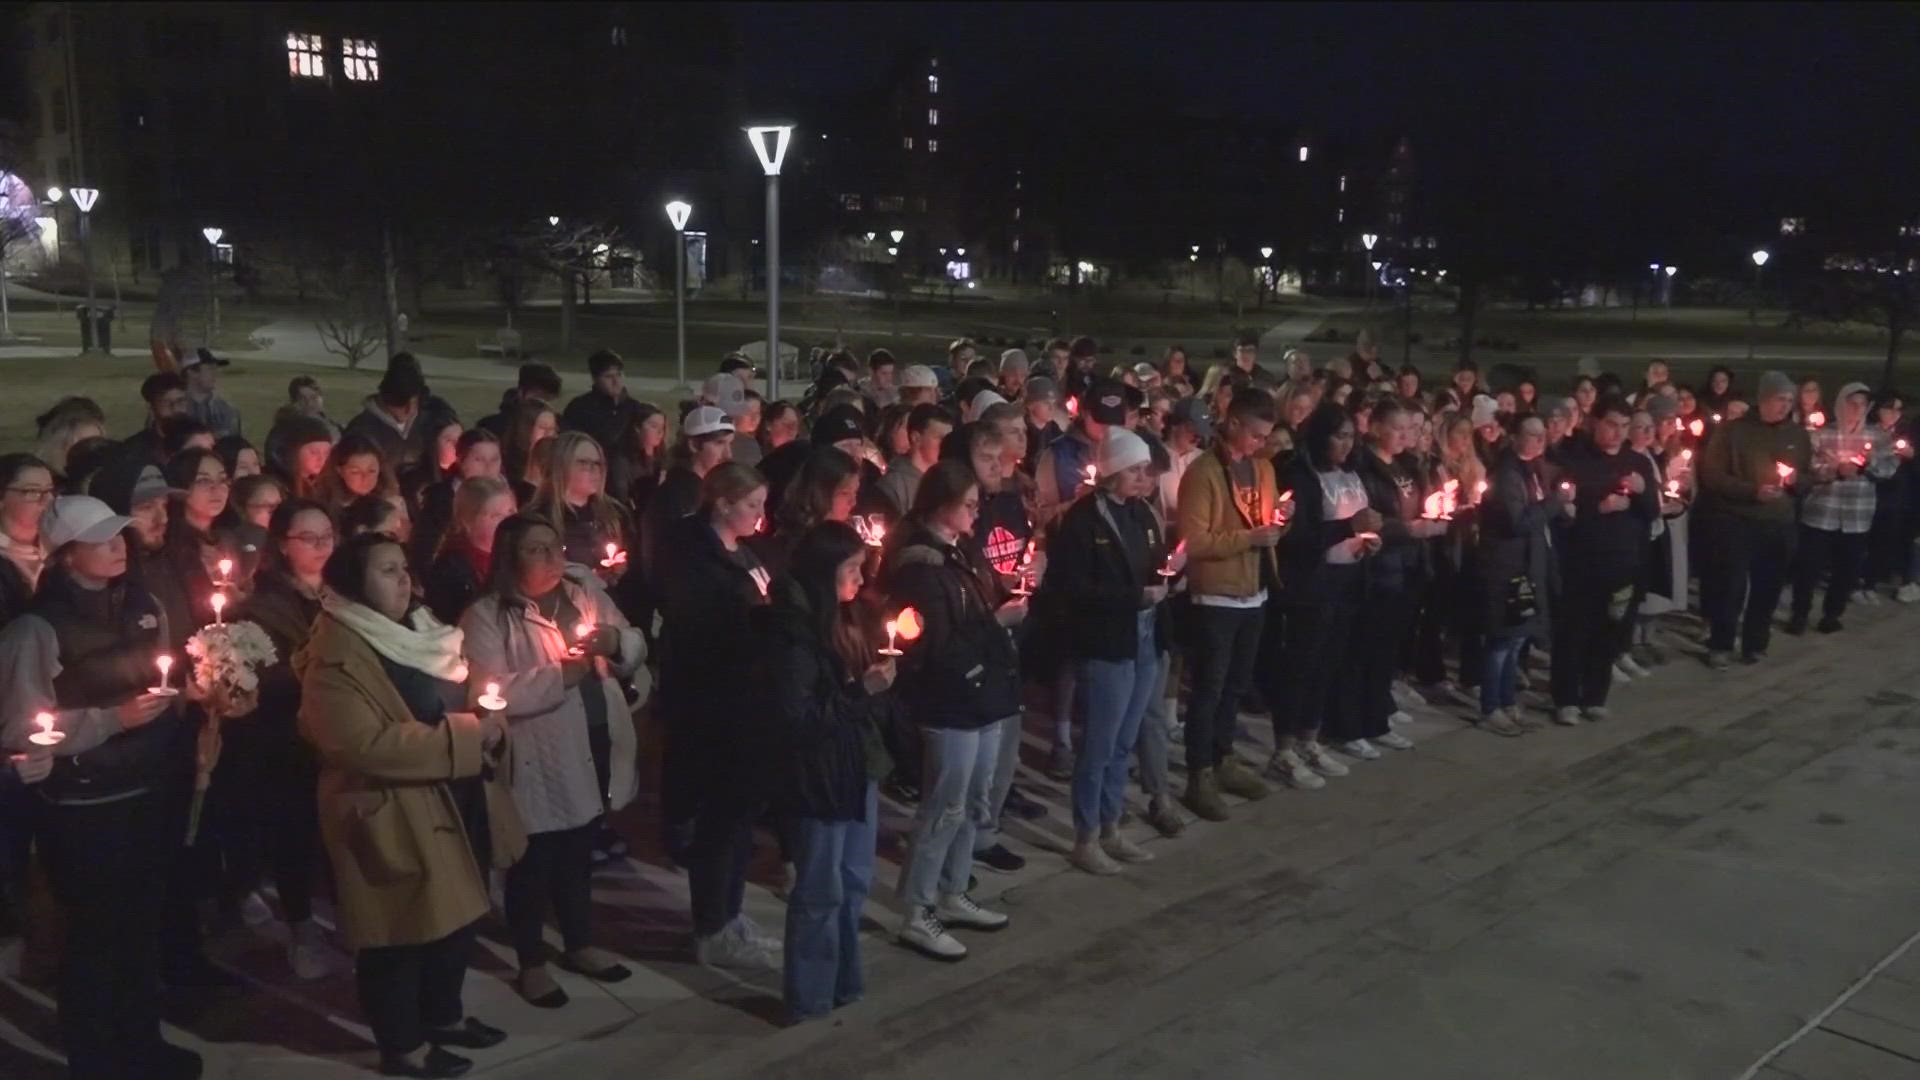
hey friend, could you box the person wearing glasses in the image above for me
[162,447,251,613]
[227,499,343,980]
[0,454,56,629]
[527,432,633,581]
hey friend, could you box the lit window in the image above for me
[287,32,325,79]
[1298,145,1309,162]
[903,136,914,150]
[1337,207,1345,223]
[342,37,379,81]
[930,57,939,68]
[840,193,863,211]
[929,108,939,126]
[1779,216,1805,236]
[1014,206,1022,221]
[929,139,939,153]
[1338,174,1347,193]
[929,74,939,94]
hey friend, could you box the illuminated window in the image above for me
[928,139,939,153]
[1297,145,1309,162]
[877,195,905,212]
[903,136,913,150]
[287,32,325,79]
[1014,206,1022,221]
[1338,174,1347,192]
[839,193,863,211]
[1337,207,1345,223]
[929,108,939,126]
[342,38,379,82]
[929,74,939,94]
[1779,216,1805,236]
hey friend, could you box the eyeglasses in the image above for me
[4,486,54,502]
[193,475,232,490]
[248,499,283,513]
[288,531,336,548]
[575,458,606,471]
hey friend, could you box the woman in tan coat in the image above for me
[298,532,526,1079]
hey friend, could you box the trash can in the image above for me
[74,305,95,352]
[94,308,115,353]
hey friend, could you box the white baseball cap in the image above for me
[1098,429,1151,479]
[900,365,940,389]
[699,372,750,418]
[42,495,133,549]
[970,389,1009,416]
[683,405,736,438]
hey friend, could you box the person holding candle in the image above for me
[1795,377,1826,428]
[227,498,341,980]
[1039,429,1168,873]
[318,434,396,515]
[882,460,1023,957]
[462,514,646,1008]
[1789,382,1903,634]
[0,495,194,1080]
[744,521,896,1020]
[1474,416,1567,735]
[0,453,56,630]
[1696,371,1813,669]
[425,476,516,626]
[639,406,736,618]
[163,447,253,608]
[527,431,634,579]
[1862,391,1917,602]
[298,532,523,1079]
[658,462,781,969]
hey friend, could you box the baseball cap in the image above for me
[900,365,940,389]
[970,389,1008,417]
[683,405,735,438]
[700,372,750,418]
[811,405,867,448]
[1087,380,1129,426]
[180,347,230,371]
[1133,362,1160,383]
[43,495,133,550]
[89,456,183,514]
[1168,397,1214,440]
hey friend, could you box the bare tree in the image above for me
[314,260,387,370]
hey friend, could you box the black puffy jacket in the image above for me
[880,521,1021,730]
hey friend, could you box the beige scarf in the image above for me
[321,594,470,683]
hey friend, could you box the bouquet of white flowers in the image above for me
[183,620,278,843]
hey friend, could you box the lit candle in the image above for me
[867,518,886,547]
[477,681,507,712]
[571,620,595,656]
[1808,411,1826,428]
[600,542,625,568]
[1776,461,1795,484]
[1159,538,1185,578]
[216,557,234,583]
[211,591,226,625]
[151,654,179,697]
[1666,479,1681,497]
[1475,479,1490,502]
[880,619,902,657]
[1898,439,1911,452]
[1680,448,1693,462]
[1066,396,1080,418]
[1559,480,1574,499]
[28,711,64,747]
[1083,463,1097,487]
[1712,413,1723,423]
[1688,418,1704,438]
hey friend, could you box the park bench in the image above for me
[477,327,524,359]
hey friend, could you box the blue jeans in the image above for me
[1073,610,1159,833]
[898,724,1003,909]
[1480,631,1527,715]
[783,783,878,1020]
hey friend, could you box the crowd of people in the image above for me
[0,332,1915,1079]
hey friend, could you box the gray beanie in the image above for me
[1757,370,1795,400]
[999,348,1030,374]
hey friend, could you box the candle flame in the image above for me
[217,557,233,576]
[1680,448,1693,462]
[1688,418,1704,437]
[895,606,924,640]
[606,542,618,560]
[35,711,54,736]
[485,681,500,698]
[1776,461,1795,481]
[1808,411,1826,428]
[1066,396,1080,417]
[157,654,172,677]
[1667,479,1680,496]
[884,618,898,637]
[1712,413,1723,423]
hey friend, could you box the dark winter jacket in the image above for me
[561,390,643,467]
[1476,450,1559,639]
[231,571,322,744]
[658,515,770,734]
[1276,458,1365,604]
[1353,448,1427,595]
[881,520,1021,730]
[638,465,703,602]
[1558,435,1659,585]
[1041,491,1165,661]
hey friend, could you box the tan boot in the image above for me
[1183,767,1231,822]
[1215,755,1271,801]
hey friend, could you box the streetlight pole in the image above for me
[203,227,224,342]
[665,200,692,391]
[1748,248,1770,363]
[71,187,99,349]
[1402,270,1413,367]
[1260,245,1274,306]
[1663,264,1677,307]
[746,125,792,400]
[1362,232,1378,311]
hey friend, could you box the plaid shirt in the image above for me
[1801,424,1895,533]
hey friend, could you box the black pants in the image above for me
[1278,598,1356,741]
[1336,591,1413,744]
[1792,524,1867,622]
[1701,515,1796,655]
[356,921,476,1057]
[504,823,595,968]
[1550,575,1630,709]
[218,731,321,924]
[1183,605,1265,769]
[36,791,171,1080]
[687,791,759,938]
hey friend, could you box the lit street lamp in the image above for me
[890,229,904,244]
[665,199,693,389]
[70,187,101,350]
[1361,233,1379,310]
[202,227,224,340]
[1663,263,1677,307]
[1748,248,1770,362]
[746,124,793,399]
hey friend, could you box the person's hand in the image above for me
[1623,471,1646,494]
[117,694,170,730]
[1561,500,1577,520]
[1660,496,1684,516]
[1414,519,1450,539]
[1248,524,1283,548]
[996,596,1030,626]
[1358,532,1385,554]
[560,657,592,688]
[1898,441,1915,462]
[861,659,897,694]
[1352,508,1385,534]
[1599,493,1630,514]
[583,626,621,658]
[10,750,52,785]
[478,711,508,753]
[1837,458,1861,480]
[1757,483,1786,503]
[1143,584,1169,606]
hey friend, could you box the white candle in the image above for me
[150,654,180,696]
[216,557,234,583]
[28,711,64,747]
[211,591,226,624]
[477,681,507,712]
[880,619,902,656]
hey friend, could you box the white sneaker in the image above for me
[287,921,337,981]
[696,926,779,970]
[1584,706,1612,722]
[1269,749,1326,790]
[1388,709,1414,727]
[1301,741,1350,777]
[1897,583,1920,604]
[1554,706,1583,726]
[240,890,275,929]
[1611,663,1633,685]
[1070,840,1122,875]
[898,907,968,961]
[1101,832,1154,864]
[1619,656,1652,678]
[1376,731,1414,751]
[1391,681,1428,710]
[731,914,783,953]
[936,892,1010,930]
[1340,738,1381,761]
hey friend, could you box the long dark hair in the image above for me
[906,458,979,524]
[784,520,869,674]
[322,531,405,608]
[484,512,557,601]
[777,446,857,535]
[1299,402,1356,473]
[318,433,394,508]
[260,498,334,582]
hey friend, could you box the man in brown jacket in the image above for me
[1174,389,1285,820]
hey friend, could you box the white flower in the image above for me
[186,620,279,697]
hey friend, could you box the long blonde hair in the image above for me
[529,431,627,547]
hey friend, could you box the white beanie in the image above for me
[970,388,1008,417]
[1470,394,1499,427]
[1098,429,1150,479]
